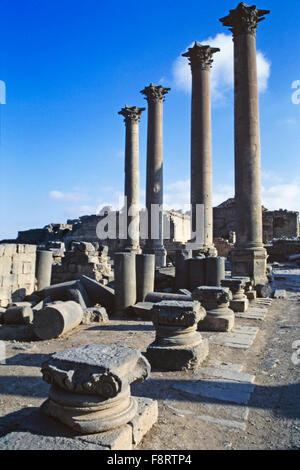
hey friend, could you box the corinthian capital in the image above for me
[118,105,145,124]
[182,42,220,71]
[140,83,170,104]
[219,2,270,38]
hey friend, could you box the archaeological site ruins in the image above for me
[0,2,299,452]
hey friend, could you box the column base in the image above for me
[41,386,138,434]
[197,307,235,332]
[146,337,209,371]
[143,247,166,268]
[246,290,257,300]
[230,298,249,313]
[230,246,268,285]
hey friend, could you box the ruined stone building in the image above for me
[213,198,299,243]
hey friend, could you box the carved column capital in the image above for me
[118,105,145,124]
[182,42,220,71]
[140,83,170,104]
[219,2,270,38]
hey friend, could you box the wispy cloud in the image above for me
[49,190,89,202]
[172,33,271,103]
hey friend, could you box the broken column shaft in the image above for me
[220,2,270,284]
[36,250,53,290]
[140,84,170,268]
[118,106,145,253]
[114,252,136,315]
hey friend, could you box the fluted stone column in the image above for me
[140,84,170,268]
[119,106,145,253]
[220,2,269,284]
[182,42,219,257]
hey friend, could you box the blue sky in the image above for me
[0,0,299,240]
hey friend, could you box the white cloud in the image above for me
[163,180,234,210]
[173,33,271,102]
[262,183,300,212]
[163,178,299,213]
[49,190,88,202]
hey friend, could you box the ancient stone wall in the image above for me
[263,210,299,241]
[213,199,299,243]
[213,238,234,257]
[51,242,112,285]
[0,244,36,307]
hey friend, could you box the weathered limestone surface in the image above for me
[220,3,269,284]
[52,242,112,285]
[41,344,153,436]
[141,84,170,268]
[182,42,219,256]
[146,300,209,371]
[119,106,145,253]
[81,306,109,325]
[33,301,83,340]
[0,244,36,307]
[193,286,235,332]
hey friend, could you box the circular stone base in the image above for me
[146,338,209,371]
[41,385,138,434]
[197,308,235,332]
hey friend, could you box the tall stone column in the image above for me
[118,106,145,252]
[182,42,219,257]
[220,2,269,284]
[140,84,170,268]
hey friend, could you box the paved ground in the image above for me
[0,265,300,450]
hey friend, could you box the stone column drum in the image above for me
[192,286,235,332]
[136,253,155,302]
[188,256,206,291]
[220,3,270,284]
[140,84,170,268]
[182,42,219,257]
[118,106,145,253]
[114,252,136,315]
[36,250,53,290]
[174,249,192,290]
[146,300,209,371]
[33,301,83,340]
[205,256,226,287]
[40,344,156,438]
[221,277,249,312]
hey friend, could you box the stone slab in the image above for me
[132,302,154,320]
[235,307,267,321]
[274,289,287,299]
[172,360,255,405]
[207,326,259,349]
[197,415,247,431]
[129,397,158,447]
[0,431,108,450]
[0,396,157,450]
